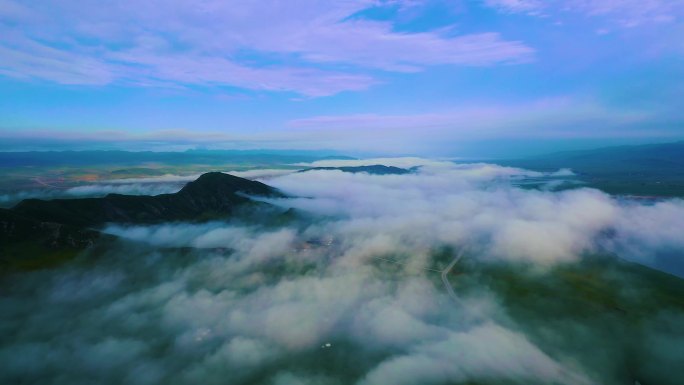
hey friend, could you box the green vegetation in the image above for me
[453,255,684,384]
[0,208,104,271]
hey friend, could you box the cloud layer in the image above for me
[2,160,684,384]
[265,159,684,272]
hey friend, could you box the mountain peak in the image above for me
[179,172,283,198]
[12,172,286,227]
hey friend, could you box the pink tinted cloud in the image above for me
[1,96,663,152]
[287,98,651,135]
[283,98,666,153]
[0,0,533,96]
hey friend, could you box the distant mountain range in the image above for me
[298,165,411,175]
[500,141,684,196]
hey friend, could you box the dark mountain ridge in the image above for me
[12,172,285,227]
[0,208,106,270]
[0,208,102,248]
[1,172,287,269]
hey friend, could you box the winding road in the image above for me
[441,247,465,303]
[373,247,466,302]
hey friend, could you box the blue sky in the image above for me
[1,0,683,156]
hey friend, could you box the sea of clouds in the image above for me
[2,159,683,384]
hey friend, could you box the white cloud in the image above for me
[359,322,591,385]
[229,169,299,180]
[264,161,683,269]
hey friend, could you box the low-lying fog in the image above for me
[2,159,683,385]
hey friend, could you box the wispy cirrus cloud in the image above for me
[0,0,532,96]
[482,0,544,14]
[484,0,684,26]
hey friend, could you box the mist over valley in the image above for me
[2,153,684,385]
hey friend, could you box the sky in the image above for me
[1,0,683,157]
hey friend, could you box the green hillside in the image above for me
[453,255,684,385]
